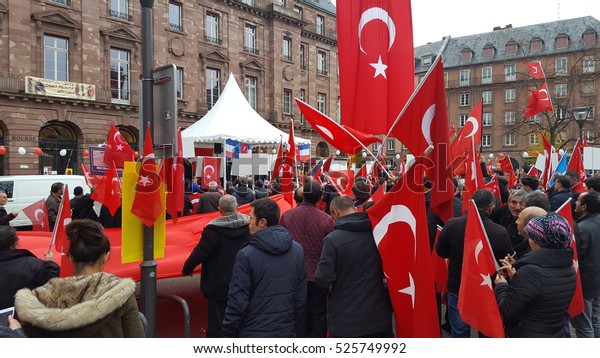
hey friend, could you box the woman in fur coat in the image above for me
[14,220,145,338]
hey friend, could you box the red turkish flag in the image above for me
[499,156,517,188]
[451,99,483,159]
[81,163,101,187]
[22,199,49,232]
[367,164,440,337]
[272,141,284,180]
[555,199,585,317]
[201,157,221,189]
[568,139,587,193]
[104,123,135,168]
[449,123,456,138]
[523,60,546,79]
[484,175,503,205]
[525,82,553,118]
[527,164,539,178]
[486,159,494,177]
[296,99,381,155]
[541,132,557,188]
[90,161,121,216]
[582,134,588,147]
[462,148,485,214]
[322,154,334,173]
[51,184,71,254]
[163,128,185,224]
[286,118,297,178]
[362,181,386,209]
[131,124,163,227]
[356,163,368,179]
[431,225,448,293]
[459,200,505,338]
[327,170,355,197]
[337,0,414,134]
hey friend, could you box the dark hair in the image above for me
[330,195,356,212]
[51,182,64,194]
[584,176,600,192]
[554,175,571,189]
[520,175,539,191]
[523,191,551,211]
[581,191,600,214]
[352,181,371,203]
[565,171,580,183]
[66,220,110,269]
[73,186,84,196]
[0,226,18,251]
[472,189,496,211]
[293,188,304,204]
[303,180,323,204]
[250,197,280,227]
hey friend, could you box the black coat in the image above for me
[495,248,576,337]
[436,210,513,294]
[575,213,600,298]
[182,213,250,300]
[549,189,572,212]
[70,194,99,221]
[0,249,60,309]
[315,212,393,337]
[490,204,531,259]
[222,225,306,338]
[0,207,16,225]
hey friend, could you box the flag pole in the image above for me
[382,36,451,157]
[471,199,500,271]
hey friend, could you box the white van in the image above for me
[0,175,90,228]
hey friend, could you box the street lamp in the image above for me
[572,106,591,140]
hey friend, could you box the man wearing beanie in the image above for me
[494,212,577,337]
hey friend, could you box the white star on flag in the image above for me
[116,144,124,151]
[398,273,416,309]
[573,259,579,272]
[370,55,388,79]
[480,273,492,289]
[138,175,150,187]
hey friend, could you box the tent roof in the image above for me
[181,74,309,146]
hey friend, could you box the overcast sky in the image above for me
[330,0,600,46]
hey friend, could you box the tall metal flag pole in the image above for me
[139,0,157,338]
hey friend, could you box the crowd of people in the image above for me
[2,162,600,338]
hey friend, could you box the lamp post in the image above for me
[572,106,591,140]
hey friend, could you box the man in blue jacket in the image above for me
[222,197,306,337]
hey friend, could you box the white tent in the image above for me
[181,73,309,157]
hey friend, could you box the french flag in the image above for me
[298,144,310,162]
[225,139,239,158]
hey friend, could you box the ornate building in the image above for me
[0,0,339,175]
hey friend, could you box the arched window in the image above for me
[39,121,79,175]
[117,125,139,152]
[315,142,329,158]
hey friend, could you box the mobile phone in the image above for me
[0,306,15,326]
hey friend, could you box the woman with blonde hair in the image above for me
[14,219,144,337]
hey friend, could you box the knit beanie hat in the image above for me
[524,212,571,249]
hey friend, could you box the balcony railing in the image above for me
[244,46,260,55]
[205,35,222,45]
[168,23,183,32]
[317,69,328,76]
[48,0,71,6]
[282,54,292,62]
[109,10,132,22]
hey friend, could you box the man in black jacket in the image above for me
[0,191,18,226]
[571,191,600,337]
[182,194,250,337]
[491,189,529,258]
[437,189,513,338]
[315,195,393,338]
[69,186,99,221]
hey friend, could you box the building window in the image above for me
[556,106,568,120]
[555,35,569,49]
[110,48,130,102]
[529,114,541,123]
[505,88,515,103]
[422,55,432,66]
[483,46,495,59]
[506,42,518,56]
[585,130,595,143]
[337,96,341,123]
[444,72,449,88]
[583,57,595,73]
[300,44,307,70]
[459,93,469,107]
[110,0,129,20]
[49,0,69,4]
[461,50,472,62]
[44,35,68,81]
[556,57,568,76]
[317,51,327,75]
[459,69,470,86]
[244,24,258,54]
[482,134,491,147]
[505,111,515,125]
[206,68,220,110]
[241,0,254,5]
[283,89,292,114]
[588,107,596,120]
[205,13,220,44]
[176,67,183,99]
[482,112,492,127]
[317,93,326,113]
[582,80,596,95]
[294,6,303,19]
[387,139,395,151]
[316,15,325,35]
[168,1,183,31]
[373,142,379,152]
[530,39,543,52]
[459,114,468,127]
[299,89,306,123]
[482,90,492,105]
[244,76,257,110]
[283,37,292,61]
[555,83,567,98]
[504,64,516,81]
[583,31,597,46]
[504,133,516,146]
[482,66,492,84]
[529,133,540,145]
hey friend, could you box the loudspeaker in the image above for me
[214,143,222,154]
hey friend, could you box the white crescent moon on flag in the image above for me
[539,88,549,101]
[474,240,484,265]
[34,209,45,225]
[316,125,334,141]
[372,204,417,259]
[358,7,396,54]
[204,165,215,178]
[421,104,436,145]
[464,117,479,138]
